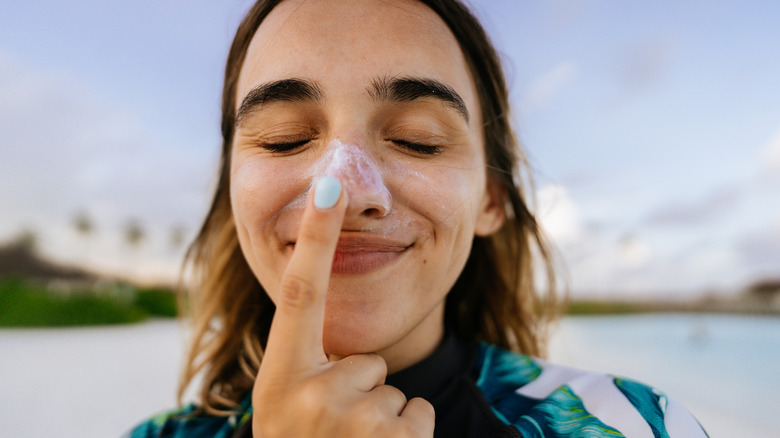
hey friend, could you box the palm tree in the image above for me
[169,224,188,252]
[124,219,145,249]
[72,210,95,268]
[73,210,94,237]
[123,219,146,281]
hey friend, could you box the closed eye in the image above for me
[391,140,442,155]
[260,139,311,153]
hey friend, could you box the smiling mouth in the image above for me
[289,234,412,275]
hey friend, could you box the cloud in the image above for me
[534,185,668,295]
[643,186,741,227]
[562,235,659,298]
[537,183,582,245]
[736,221,780,269]
[0,52,110,222]
[518,62,578,116]
[761,126,780,173]
[530,181,758,297]
[677,246,743,288]
[617,234,652,268]
[0,52,211,282]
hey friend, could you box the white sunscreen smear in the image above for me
[312,138,392,214]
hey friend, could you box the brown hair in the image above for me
[178,0,561,415]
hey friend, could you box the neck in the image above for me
[378,301,445,374]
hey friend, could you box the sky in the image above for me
[1,0,778,298]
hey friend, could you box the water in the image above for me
[1,314,777,437]
[550,314,780,436]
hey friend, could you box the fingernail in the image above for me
[314,176,341,209]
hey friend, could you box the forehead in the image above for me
[236,0,477,112]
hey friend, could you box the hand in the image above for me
[252,176,435,437]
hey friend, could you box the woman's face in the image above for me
[231,0,504,366]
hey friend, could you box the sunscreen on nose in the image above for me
[312,138,391,212]
[313,176,341,209]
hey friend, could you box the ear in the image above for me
[474,177,506,237]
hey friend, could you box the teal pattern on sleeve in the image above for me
[472,342,705,438]
[126,397,252,438]
[475,343,622,438]
[614,377,669,438]
[511,385,624,438]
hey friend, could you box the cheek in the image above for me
[230,156,309,277]
[395,163,484,232]
[231,155,318,304]
[231,157,291,231]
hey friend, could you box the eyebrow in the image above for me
[369,76,469,122]
[235,76,469,126]
[235,78,324,126]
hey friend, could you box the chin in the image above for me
[321,312,396,357]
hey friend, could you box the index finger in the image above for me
[262,176,347,375]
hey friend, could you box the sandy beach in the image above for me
[1,316,775,437]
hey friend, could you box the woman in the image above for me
[130,0,708,436]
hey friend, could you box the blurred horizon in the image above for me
[1,0,779,298]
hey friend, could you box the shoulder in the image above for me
[124,398,252,438]
[472,342,709,438]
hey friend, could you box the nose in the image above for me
[321,140,391,218]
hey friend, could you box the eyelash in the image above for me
[259,139,442,155]
[391,140,442,155]
[260,139,311,153]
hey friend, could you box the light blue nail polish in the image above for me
[314,176,341,209]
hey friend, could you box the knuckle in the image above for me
[351,409,395,437]
[362,352,388,375]
[279,274,319,309]
[353,398,384,423]
[388,385,409,407]
[411,397,435,418]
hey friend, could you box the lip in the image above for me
[289,233,411,275]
